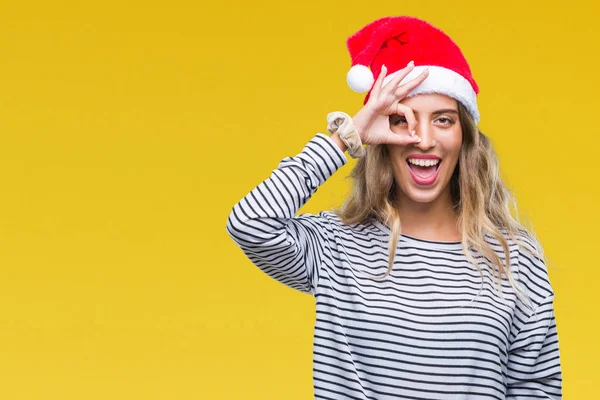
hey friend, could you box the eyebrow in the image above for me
[414,109,459,115]
[391,109,459,119]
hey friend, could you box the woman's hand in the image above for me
[352,61,429,146]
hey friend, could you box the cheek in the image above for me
[385,146,409,172]
[440,129,463,160]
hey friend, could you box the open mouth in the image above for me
[406,158,442,185]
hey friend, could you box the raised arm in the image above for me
[226,61,429,294]
[226,133,347,294]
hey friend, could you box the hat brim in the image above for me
[382,65,480,125]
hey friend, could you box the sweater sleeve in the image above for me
[225,133,348,295]
[506,239,563,399]
[505,295,562,399]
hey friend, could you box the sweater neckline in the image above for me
[372,219,464,251]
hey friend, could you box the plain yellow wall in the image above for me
[0,0,597,398]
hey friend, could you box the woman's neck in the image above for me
[396,189,461,242]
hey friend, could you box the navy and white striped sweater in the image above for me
[226,133,562,399]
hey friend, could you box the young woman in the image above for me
[226,16,562,400]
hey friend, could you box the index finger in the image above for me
[396,103,417,138]
[394,69,430,99]
[370,64,388,99]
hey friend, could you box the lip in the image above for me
[407,159,442,186]
[406,154,442,160]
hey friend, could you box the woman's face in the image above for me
[386,93,463,204]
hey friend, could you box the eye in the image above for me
[436,116,455,125]
[391,116,407,126]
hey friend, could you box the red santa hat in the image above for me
[346,16,480,125]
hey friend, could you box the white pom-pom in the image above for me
[346,65,374,93]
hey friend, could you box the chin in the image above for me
[400,185,444,203]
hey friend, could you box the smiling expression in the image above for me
[386,93,463,204]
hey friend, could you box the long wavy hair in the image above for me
[333,101,544,307]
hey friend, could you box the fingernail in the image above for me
[408,60,414,67]
[411,130,416,136]
[382,64,387,71]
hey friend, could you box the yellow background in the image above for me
[0,0,597,398]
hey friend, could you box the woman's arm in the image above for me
[506,241,563,399]
[226,63,428,295]
[505,295,562,399]
[329,131,348,153]
[226,133,348,295]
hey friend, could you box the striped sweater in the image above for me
[226,133,562,399]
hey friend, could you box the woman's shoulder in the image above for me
[483,227,543,258]
[482,227,552,304]
[511,228,554,305]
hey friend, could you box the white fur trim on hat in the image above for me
[383,65,480,125]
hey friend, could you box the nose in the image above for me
[414,121,437,150]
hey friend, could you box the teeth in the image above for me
[408,158,440,167]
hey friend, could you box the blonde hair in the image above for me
[333,102,544,308]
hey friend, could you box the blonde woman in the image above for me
[226,16,562,400]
